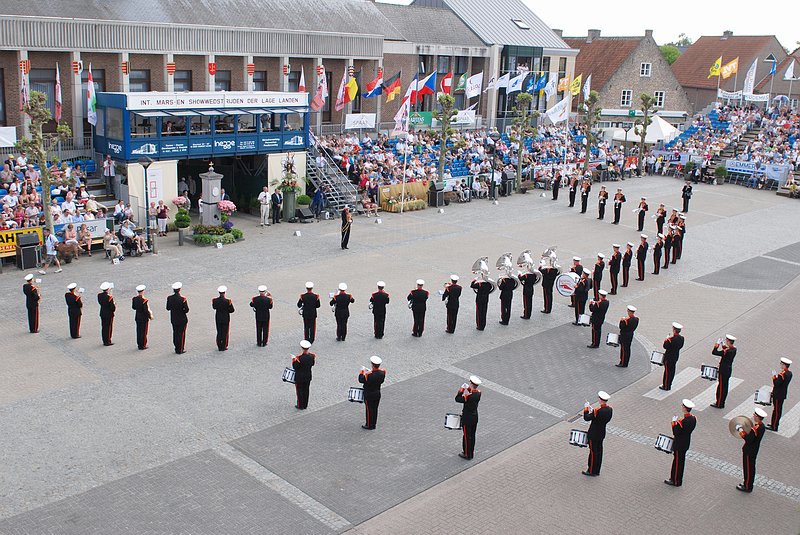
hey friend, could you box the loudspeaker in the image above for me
[296,207,314,222]
[16,246,38,270]
[16,232,40,247]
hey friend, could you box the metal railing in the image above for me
[0,135,94,163]
[306,134,358,214]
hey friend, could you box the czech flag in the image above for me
[418,71,437,97]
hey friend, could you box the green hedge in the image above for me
[297,194,312,205]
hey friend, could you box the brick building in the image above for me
[754,48,800,108]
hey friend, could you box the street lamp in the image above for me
[137,156,155,254]
[621,123,632,179]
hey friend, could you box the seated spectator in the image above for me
[24,203,39,227]
[103,228,124,260]
[360,191,377,217]
[78,223,92,256]
[120,220,149,254]
[64,223,82,251]
[113,200,126,223]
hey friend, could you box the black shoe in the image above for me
[572,322,580,326]
[458,453,472,460]
[581,470,596,477]
[736,484,752,493]
[664,480,677,486]
[104,342,114,346]
[765,425,775,431]
[587,345,598,348]
[615,364,626,368]
[499,321,508,325]
[445,330,454,334]
[636,278,644,281]
[710,403,724,409]
[362,425,371,430]
[659,386,670,391]
[176,350,186,354]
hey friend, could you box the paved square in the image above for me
[692,255,800,290]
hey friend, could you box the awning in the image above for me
[133,110,173,117]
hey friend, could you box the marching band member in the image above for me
[579,179,591,214]
[23,273,40,333]
[572,271,590,326]
[369,281,390,339]
[297,281,320,344]
[408,280,429,337]
[660,322,684,390]
[663,226,674,270]
[443,275,462,333]
[636,197,648,232]
[711,334,737,409]
[737,408,766,493]
[65,282,83,339]
[621,243,633,287]
[471,275,494,329]
[652,234,664,275]
[292,340,315,410]
[551,172,560,201]
[518,270,536,320]
[568,176,578,207]
[655,203,667,235]
[582,391,613,476]
[131,285,151,350]
[665,399,696,487]
[212,286,235,351]
[250,285,273,347]
[635,234,648,281]
[331,282,355,341]
[97,282,116,346]
[569,257,583,308]
[539,263,558,314]
[766,358,793,432]
[616,305,639,367]
[597,185,608,220]
[358,356,386,430]
[592,253,605,301]
[612,188,626,224]
[456,376,482,460]
[587,290,609,348]
[341,205,352,249]
[608,244,621,295]
[497,273,516,325]
[675,214,687,260]
[166,282,189,354]
[671,226,683,264]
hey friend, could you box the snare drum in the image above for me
[577,314,591,326]
[700,365,719,381]
[650,351,665,366]
[348,387,365,403]
[654,433,674,454]
[282,367,296,384]
[754,387,772,406]
[569,429,589,448]
[606,332,620,347]
[444,413,462,429]
[556,272,580,297]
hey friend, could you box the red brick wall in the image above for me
[174,55,207,91]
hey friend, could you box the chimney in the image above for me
[552,29,563,38]
[721,30,733,40]
[587,29,601,43]
[644,29,653,39]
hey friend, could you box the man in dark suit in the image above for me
[711,334,737,408]
[592,253,605,301]
[330,282,355,341]
[271,190,283,224]
[767,358,793,431]
[369,281,390,339]
[442,275,462,333]
[297,281,320,343]
[456,375,482,460]
[622,242,633,287]
[737,408,766,492]
[250,285,273,347]
[292,340,316,409]
[660,322,685,390]
[587,290,609,348]
[583,390,613,476]
[97,282,116,346]
[219,188,230,201]
[407,280,429,337]
[358,356,386,429]
[212,286,235,351]
[616,305,639,367]
[131,284,151,350]
[497,273,518,325]
[681,181,692,213]
[517,269,537,320]
[65,283,83,339]
[665,399,697,487]
[636,234,649,281]
[23,273,40,333]
[608,245,621,295]
[166,282,189,354]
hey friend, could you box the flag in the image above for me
[19,67,29,112]
[534,72,547,93]
[582,74,592,100]
[87,63,97,126]
[545,97,569,124]
[298,66,306,92]
[484,76,496,92]
[569,74,582,96]
[721,57,738,80]
[311,68,328,111]
[455,72,468,92]
[785,59,796,81]
[507,73,525,93]
[543,74,558,100]
[440,72,453,94]
[383,71,402,102]
[418,71,437,97]
[495,73,510,90]
[769,58,777,76]
[465,72,483,98]
[344,75,358,104]
[334,70,348,111]
[392,96,410,136]
[708,56,722,78]
[55,63,63,123]
[402,72,419,105]
[465,102,478,111]
[742,59,757,95]
[557,76,569,92]
[363,70,383,98]
[525,74,536,93]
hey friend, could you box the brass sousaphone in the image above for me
[471,257,497,293]
[728,415,754,437]
[496,253,520,290]
[517,249,542,285]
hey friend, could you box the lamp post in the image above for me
[621,123,632,179]
[137,156,155,254]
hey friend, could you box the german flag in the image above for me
[383,71,402,103]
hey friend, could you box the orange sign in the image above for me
[0,227,43,258]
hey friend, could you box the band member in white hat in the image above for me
[297,282,320,343]
[443,275,462,332]
[597,185,608,220]
[637,196,648,232]
[587,290,609,348]
[292,340,316,410]
[211,286,234,351]
[665,399,696,487]
[250,285,273,347]
[23,273,40,333]
[663,226,674,270]
[166,282,189,354]
[612,188,626,224]
[569,257,583,309]
[331,283,355,341]
[737,407,767,492]
[131,285,151,350]
[621,243,633,287]
[592,253,605,301]
[711,334,737,408]
[370,281,390,339]
[767,358,793,431]
[608,245,621,295]
[358,356,386,429]
[407,280,429,337]
[583,390,613,476]
[457,376,482,460]
[65,282,83,339]
[652,234,664,275]
[616,305,639,367]
[635,234,649,281]
[660,323,685,390]
[97,282,116,346]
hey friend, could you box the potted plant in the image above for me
[172,196,191,246]
[217,199,238,232]
[714,164,728,185]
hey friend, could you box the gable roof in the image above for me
[563,37,643,92]
[375,3,485,47]
[672,35,778,90]
[755,48,800,92]
[412,0,570,49]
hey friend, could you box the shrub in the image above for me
[230,228,244,240]
[192,233,218,245]
[250,198,261,213]
[296,194,312,206]
[174,208,191,229]
[714,165,728,178]
[218,233,236,244]
[684,161,696,175]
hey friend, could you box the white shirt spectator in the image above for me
[61,199,77,214]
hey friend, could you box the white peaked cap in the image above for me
[672,322,683,330]
[641,234,648,239]
[370,356,382,365]
[627,305,637,312]
[67,283,77,290]
[780,357,792,365]
[172,282,183,290]
[754,407,767,419]
[258,285,267,293]
[218,286,227,293]
[338,283,347,291]
[598,391,610,401]
[597,253,605,259]
[416,279,425,285]
[626,242,634,247]
[599,289,608,296]
[469,375,482,386]
[451,274,459,281]
[658,233,665,238]
[136,285,146,292]
[377,281,385,287]
[573,256,581,261]
[100,282,111,291]
[682,399,695,409]
[612,243,620,248]
[24,274,34,281]
[305,281,314,289]
[300,340,312,349]
[725,334,736,342]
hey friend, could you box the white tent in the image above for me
[612,115,678,144]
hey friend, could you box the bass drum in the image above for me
[555,272,580,297]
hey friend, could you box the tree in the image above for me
[582,90,602,177]
[510,92,539,189]
[634,93,656,176]
[659,45,681,65]
[675,33,692,47]
[432,93,458,183]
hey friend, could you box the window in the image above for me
[130,113,156,138]
[105,108,123,139]
[28,69,56,117]
[237,114,256,133]
[284,113,304,131]
[215,70,231,91]
[511,19,531,30]
[191,115,210,135]
[129,70,151,92]
[0,69,5,125]
[81,69,105,119]
[288,71,300,92]
[654,91,665,108]
[620,90,632,107]
[214,115,235,134]
[259,113,275,132]
[454,56,468,75]
[253,71,267,91]
[174,70,192,92]
[640,63,652,77]
[437,56,450,74]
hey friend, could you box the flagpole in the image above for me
[400,105,409,215]
[769,72,775,101]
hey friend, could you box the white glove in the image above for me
[461,383,469,390]
[736,425,743,432]
[584,402,591,409]
[772,370,777,377]
[672,416,678,422]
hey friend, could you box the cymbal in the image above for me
[729,415,753,437]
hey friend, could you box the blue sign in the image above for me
[237,137,257,151]
[260,135,281,150]
[106,140,124,157]
[130,140,159,158]
[283,134,306,149]
[725,159,758,175]
[189,139,212,156]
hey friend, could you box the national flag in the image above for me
[784,59,796,81]
[543,74,558,100]
[507,73,525,93]
[418,71,437,97]
[455,72,468,92]
[484,76,496,93]
[769,58,777,76]
[495,72,510,90]
[569,74,582,96]
[742,59,757,95]
[87,63,97,125]
[298,66,306,92]
[310,67,328,111]
[721,57,738,80]
[440,72,453,94]
[557,76,569,92]
[465,72,483,99]
[401,72,420,105]
[344,75,359,104]
[55,63,62,122]
[545,97,569,124]
[383,71,402,102]
[708,56,722,78]
[334,70,348,111]
[582,74,592,100]
[363,70,383,98]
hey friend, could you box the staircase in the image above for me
[84,174,116,208]
[306,139,358,215]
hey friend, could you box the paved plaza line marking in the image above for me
[441,364,568,419]
[213,444,351,532]
[643,368,700,400]
[723,396,762,421]
[693,378,743,411]
[605,426,800,502]
[761,255,800,267]
[687,280,776,293]
[776,401,800,439]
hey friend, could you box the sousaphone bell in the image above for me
[471,257,496,293]
[496,253,520,290]
[517,249,542,285]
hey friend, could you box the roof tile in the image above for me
[562,37,642,92]
[672,35,776,90]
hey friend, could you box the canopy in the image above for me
[612,115,678,144]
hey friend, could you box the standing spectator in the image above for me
[156,200,169,236]
[257,186,270,226]
[103,155,116,196]
[38,227,63,274]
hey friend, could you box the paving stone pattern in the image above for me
[765,240,800,264]
[692,255,800,290]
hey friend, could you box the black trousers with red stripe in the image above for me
[68,313,81,339]
[364,395,381,428]
[742,453,757,490]
[446,306,459,332]
[716,369,731,407]
[587,438,604,475]
[771,398,785,431]
[663,248,671,268]
[609,271,619,294]
[475,301,488,329]
[256,320,270,346]
[373,313,385,338]
[302,315,316,343]
[295,380,310,409]
[136,319,149,349]
[592,278,601,300]
[574,297,586,324]
[637,258,645,280]
[653,254,661,274]
[27,305,39,333]
[461,416,478,459]
[619,340,632,367]
[521,290,533,319]
[622,266,630,287]
[101,315,114,345]
[671,448,687,485]
[590,322,602,347]
[411,309,425,336]
[542,286,554,313]
[499,295,512,324]
[662,358,677,389]
[216,321,230,350]
[172,320,187,353]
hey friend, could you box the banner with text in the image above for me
[345,113,377,130]
[0,227,43,257]
[717,89,743,99]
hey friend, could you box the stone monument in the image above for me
[199,162,222,226]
